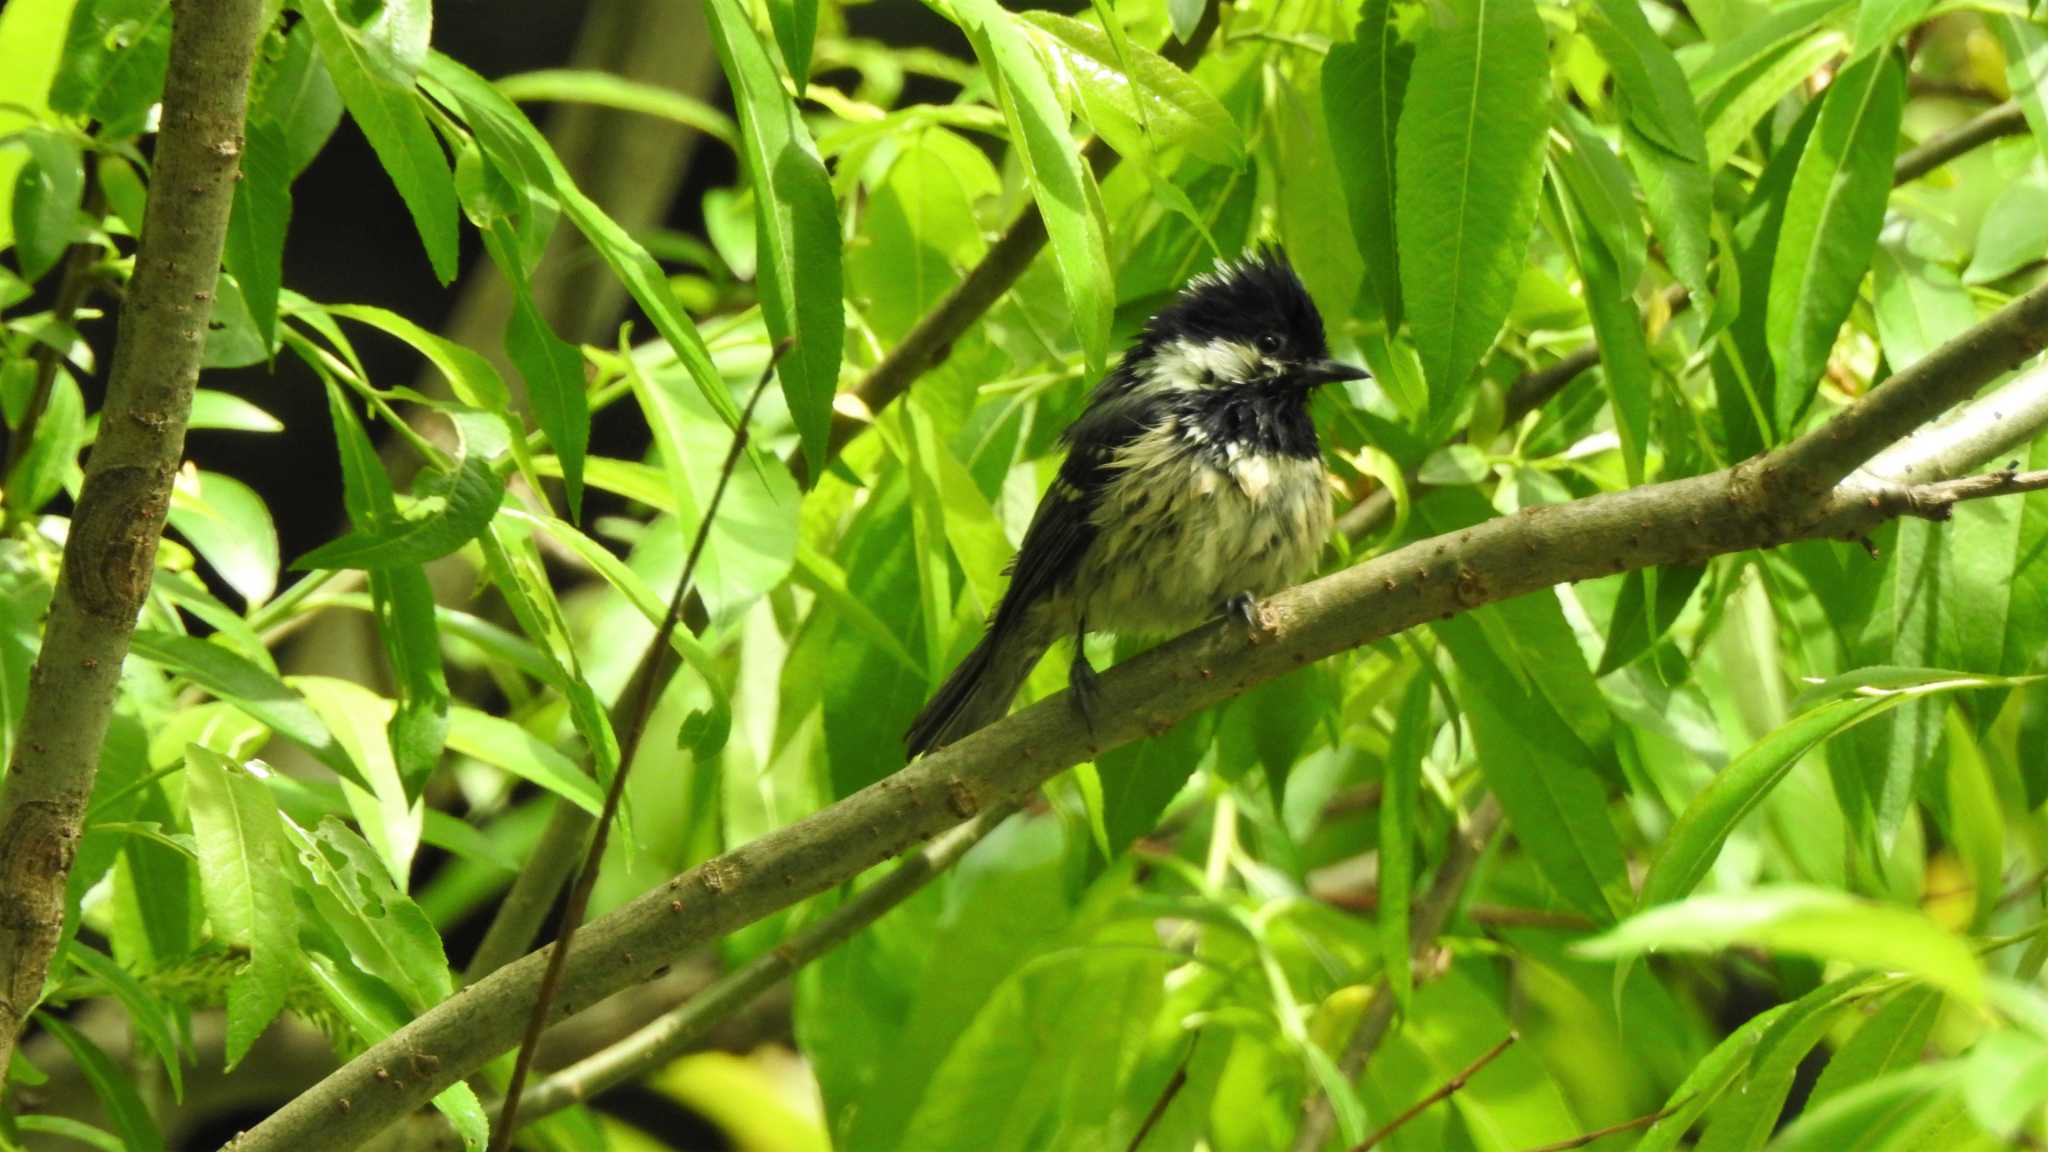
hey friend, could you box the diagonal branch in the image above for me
[230,236,2048,1152]
[0,0,272,1076]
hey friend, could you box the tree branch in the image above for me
[228,229,2048,1152]
[1293,796,1505,1152]
[1893,99,2025,184]
[0,0,270,1074]
[490,348,785,1148]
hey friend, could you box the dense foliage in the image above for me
[2,0,2048,1149]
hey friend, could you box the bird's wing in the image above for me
[989,391,1156,633]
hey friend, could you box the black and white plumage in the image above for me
[903,246,1367,758]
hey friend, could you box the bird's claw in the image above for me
[1069,653,1102,735]
[1225,591,1260,630]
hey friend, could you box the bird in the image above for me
[903,245,1368,759]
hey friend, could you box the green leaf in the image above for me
[1997,17,2048,170]
[1699,28,1845,172]
[4,364,82,515]
[1765,50,1903,433]
[766,0,818,93]
[1597,564,1706,675]
[953,0,1115,373]
[291,423,505,571]
[481,219,588,518]
[1381,674,1428,1008]
[1098,700,1208,860]
[1872,240,1977,370]
[283,816,452,1010]
[444,706,602,815]
[1691,977,1867,1152]
[11,128,83,282]
[296,0,459,283]
[224,120,293,349]
[184,746,299,1068]
[37,1014,164,1152]
[325,303,511,413]
[65,942,184,1102]
[1395,0,1551,426]
[1849,0,1935,62]
[48,0,170,135]
[1579,0,1712,295]
[189,390,284,434]
[1018,10,1243,167]
[1323,0,1412,329]
[254,20,345,178]
[1581,886,1984,1004]
[1634,1004,1785,1152]
[1436,613,1628,923]
[1808,986,1943,1108]
[1962,174,2048,286]
[706,0,844,478]
[129,631,363,788]
[1553,116,1651,485]
[422,54,743,434]
[167,469,280,607]
[1771,1064,1970,1152]
[493,68,737,146]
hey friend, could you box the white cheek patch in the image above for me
[1145,338,1263,391]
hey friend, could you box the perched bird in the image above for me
[904,245,1367,758]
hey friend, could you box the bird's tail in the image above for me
[904,619,1051,759]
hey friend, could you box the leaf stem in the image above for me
[1349,1030,1518,1152]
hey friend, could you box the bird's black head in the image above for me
[1131,245,1369,395]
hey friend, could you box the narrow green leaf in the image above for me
[1849,0,1935,62]
[297,0,459,283]
[481,220,587,518]
[37,1014,164,1152]
[1324,0,1412,328]
[1581,886,1983,1003]
[706,0,844,477]
[1436,613,1628,923]
[48,0,170,136]
[4,364,82,515]
[1963,174,2048,286]
[166,469,280,607]
[291,423,505,571]
[224,120,292,348]
[1700,29,1845,171]
[1809,986,1943,1108]
[11,128,83,282]
[766,0,818,93]
[443,706,602,815]
[283,815,452,1010]
[1690,977,1868,1152]
[184,746,299,1067]
[1997,17,2048,170]
[1580,0,1712,294]
[129,631,363,788]
[953,0,1115,372]
[1018,10,1244,166]
[65,943,183,1102]
[493,68,737,145]
[1597,564,1706,675]
[1872,241,1977,370]
[1381,675,1428,1008]
[1553,120,1652,485]
[254,20,345,178]
[1765,50,1903,433]
[326,303,511,413]
[1395,0,1551,425]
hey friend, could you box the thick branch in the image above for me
[0,0,269,1072]
[229,231,2048,1152]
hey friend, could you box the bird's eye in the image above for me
[1256,332,1283,354]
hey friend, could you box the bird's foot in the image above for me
[1069,652,1102,736]
[1225,591,1263,638]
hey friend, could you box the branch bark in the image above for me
[0,0,270,1073]
[229,274,2048,1152]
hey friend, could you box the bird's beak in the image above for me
[1299,358,1371,387]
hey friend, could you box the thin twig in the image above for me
[1517,1106,1677,1152]
[486,803,1017,1138]
[1894,99,2025,185]
[1124,1037,1199,1152]
[489,341,790,1150]
[1293,795,1506,1152]
[1349,1031,1518,1152]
